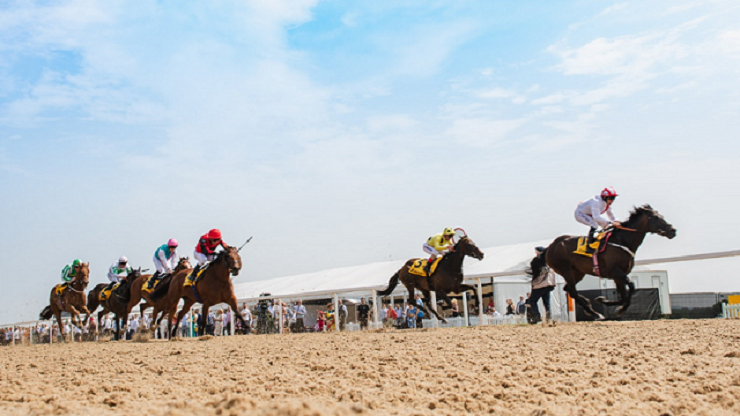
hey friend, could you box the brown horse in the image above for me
[528,205,676,319]
[377,236,485,322]
[39,263,91,341]
[127,257,192,328]
[149,246,249,338]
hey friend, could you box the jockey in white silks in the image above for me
[574,187,620,252]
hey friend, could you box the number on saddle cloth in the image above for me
[98,283,120,302]
[408,257,443,277]
[574,230,611,258]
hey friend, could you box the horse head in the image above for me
[455,237,485,260]
[76,263,90,289]
[219,246,242,277]
[175,257,192,272]
[128,267,142,282]
[627,205,677,239]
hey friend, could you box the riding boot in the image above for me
[586,227,597,254]
[148,271,160,289]
[423,256,435,275]
[189,265,202,283]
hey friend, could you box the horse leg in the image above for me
[171,299,195,339]
[199,303,211,337]
[419,289,447,323]
[225,295,247,333]
[54,309,65,343]
[564,280,604,321]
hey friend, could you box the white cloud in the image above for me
[445,118,527,147]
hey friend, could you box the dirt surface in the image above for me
[1,319,739,415]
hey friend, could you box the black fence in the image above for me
[576,288,661,321]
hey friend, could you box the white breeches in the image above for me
[193,251,215,266]
[422,243,447,258]
[153,254,178,273]
[574,210,600,229]
[108,274,123,284]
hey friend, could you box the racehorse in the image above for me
[86,268,141,340]
[528,205,676,319]
[377,235,485,322]
[39,263,91,341]
[126,257,191,333]
[149,246,249,338]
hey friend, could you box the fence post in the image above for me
[568,294,576,322]
[462,291,469,327]
[333,294,340,332]
[476,278,483,326]
[277,299,284,334]
[372,290,379,330]
[430,291,438,328]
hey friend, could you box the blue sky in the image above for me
[1,0,739,323]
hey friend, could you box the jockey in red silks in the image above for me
[192,229,228,277]
[574,187,621,252]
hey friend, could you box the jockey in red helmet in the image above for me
[574,187,621,252]
[191,229,228,277]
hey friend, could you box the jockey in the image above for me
[60,259,82,288]
[192,229,228,278]
[150,238,179,288]
[422,227,457,274]
[105,256,132,290]
[575,187,621,252]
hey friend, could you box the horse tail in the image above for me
[526,247,548,280]
[40,305,52,320]
[149,274,173,301]
[377,271,400,297]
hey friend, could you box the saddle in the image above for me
[183,267,207,289]
[54,283,66,297]
[408,257,443,277]
[142,275,161,294]
[573,230,611,258]
[99,283,120,302]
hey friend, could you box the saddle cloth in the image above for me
[574,231,611,258]
[408,257,443,277]
[54,284,65,297]
[142,275,160,294]
[183,267,206,288]
[99,283,120,302]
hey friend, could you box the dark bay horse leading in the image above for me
[377,236,485,322]
[528,205,676,319]
[150,246,249,338]
[40,263,91,341]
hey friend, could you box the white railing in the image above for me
[722,303,740,318]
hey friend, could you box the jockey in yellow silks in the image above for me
[422,228,457,274]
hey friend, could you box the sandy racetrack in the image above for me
[1,319,739,415]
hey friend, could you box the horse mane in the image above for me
[621,204,655,228]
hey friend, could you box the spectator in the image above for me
[326,304,335,331]
[317,310,326,332]
[516,296,527,315]
[357,298,370,330]
[451,299,460,318]
[206,310,216,336]
[240,306,252,334]
[528,247,557,323]
[394,304,404,327]
[414,295,425,328]
[338,300,347,331]
[492,307,502,318]
[293,300,307,333]
[386,303,397,328]
[406,304,416,329]
[487,298,494,313]
[505,299,516,316]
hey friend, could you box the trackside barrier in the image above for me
[722,303,740,318]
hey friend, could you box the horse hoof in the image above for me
[615,308,625,317]
[595,313,606,321]
[594,296,606,304]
